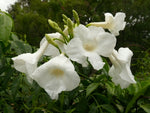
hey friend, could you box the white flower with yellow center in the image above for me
[89,12,126,36]
[65,24,116,70]
[109,48,136,89]
[40,32,65,57]
[12,40,49,83]
[31,54,80,100]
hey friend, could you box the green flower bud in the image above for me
[73,10,80,25]
[45,34,62,53]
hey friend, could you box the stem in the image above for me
[53,38,65,43]
[91,95,101,112]
[57,31,69,44]
[78,72,93,82]
[56,46,62,54]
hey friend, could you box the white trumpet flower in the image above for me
[12,40,49,83]
[109,48,136,89]
[31,54,80,100]
[89,12,126,36]
[65,24,116,70]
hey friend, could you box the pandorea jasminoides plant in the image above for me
[12,40,49,83]
[31,54,80,100]
[109,48,136,89]
[12,10,136,100]
[88,12,126,36]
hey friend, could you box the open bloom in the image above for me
[31,54,80,100]
[89,12,126,36]
[12,40,49,83]
[109,48,136,89]
[65,24,116,70]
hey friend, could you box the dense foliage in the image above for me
[0,0,150,113]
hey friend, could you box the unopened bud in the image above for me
[73,10,80,25]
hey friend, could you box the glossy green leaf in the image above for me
[140,104,150,113]
[125,80,150,113]
[0,11,13,42]
[86,83,99,97]
[101,104,117,113]
[11,38,32,54]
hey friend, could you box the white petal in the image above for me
[87,53,105,70]
[96,32,116,57]
[105,13,114,23]
[88,26,105,38]
[117,47,133,63]
[73,24,89,41]
[12,53,37,74]
[62,70,80,91]
[65,38,87,64]
[32,55,80,100]
[109,65,136,89]
[114,12,126,30]
[120,65,136,83]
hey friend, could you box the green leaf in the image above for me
[140,104,150,113]
[89,103,98,113]
[93,93,109,103]
[4,103,14,113]
[66,108,76,113]
[101,104,117,113]
[11,39,32,54]
[127,82,142,95]
[0,11,13,43]
[105,81,116,95]
[125,80,150,113]
[86,83,99,97]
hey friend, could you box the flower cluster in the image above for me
[12,11,136,100]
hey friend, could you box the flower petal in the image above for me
[73,24,89,41]
[115,12,126,31]
[109,65,136,89]
[105,13,114,23]
[88,26,105,38]
[87,52,105,70]
[117,47,133,64]
[96,32,116,57]
[65,38,87,65]
[12,53,37,74]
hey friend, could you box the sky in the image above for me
[0,0,18,11]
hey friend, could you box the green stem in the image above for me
[53,38,65,43]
